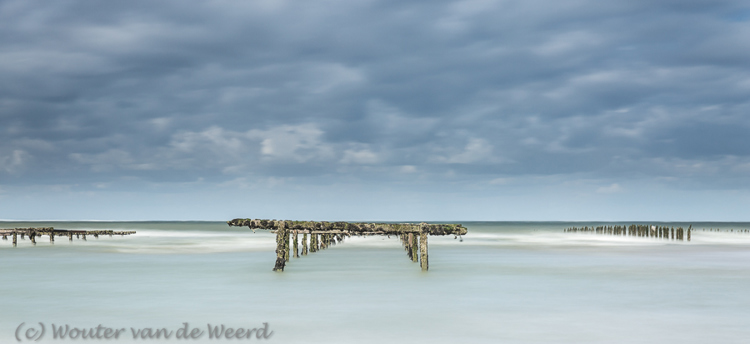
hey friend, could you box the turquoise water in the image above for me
[2,221,750,343]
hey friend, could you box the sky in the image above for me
[1,0,749,221]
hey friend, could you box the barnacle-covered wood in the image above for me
[227,219,467,236]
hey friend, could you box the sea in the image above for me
[2,221,750,343]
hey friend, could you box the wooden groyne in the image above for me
[227,219,467,272]
[564,224,692,241]
[1,227,136,246]
[702,228,750,233]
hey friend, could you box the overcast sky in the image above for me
[1,0,749,221]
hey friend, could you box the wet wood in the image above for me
[302,233,308,255]
[419,231,428,271]
[564,224,708,242]
[273,226,287,271]
[231,219,466,272]
[228,219,467,236]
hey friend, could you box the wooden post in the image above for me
[293,230,299,258]
[82,234,87,240]
[302,233,308,255]
[12,232,17,247]
[30,231,36,245]
[50,231,55,243]
[273,227,287,271]
[687,225,692,242]
[310,234,317,253]
[68,233,73,241]
[410,233,418,263]
[284,231,291,262]
[407,233,414,260]
[419,231,428,271]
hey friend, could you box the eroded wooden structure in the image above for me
[564,224,693,241]
[1,227,136,246]
[227,219,467,271]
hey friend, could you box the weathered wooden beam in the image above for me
[302,233,308,255]
[228,219,467,236]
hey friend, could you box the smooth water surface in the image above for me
[2,221,750,343]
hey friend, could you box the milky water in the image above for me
[2,221,750,343]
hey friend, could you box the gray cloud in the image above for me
[1,0,749,195]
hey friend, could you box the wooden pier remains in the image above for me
[227,219,468,272]
[563,224,692,241]
[1,227,136,247]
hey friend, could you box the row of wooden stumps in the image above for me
[1,227,136,247]
[271,229,350,271]
[399,232,429,270]
[227,219,468,272]
[703,228,750,233]
[564,224,692,241]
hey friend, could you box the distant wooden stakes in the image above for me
[1,228,135,247]
[228,219,467,272]
[564,224,702,241]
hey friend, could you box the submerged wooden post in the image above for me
[419,230,428,271]
[293,230,299,258]
[410,233,418,263]
[50,231,55,243]
[68,233,73,241]
[310,234,317,253]
[406,233,414,260]
[302,233,308,255]
[284,231,291,262]
[12,232,17,247]
[82,234,87,240]
[273,226,288,271]
[30,231,36,245]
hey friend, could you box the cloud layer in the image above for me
[1,0,749,219]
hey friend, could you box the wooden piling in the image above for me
[410,233,418,263]
[284,231,291,262]
[419,231,429,271]
[273,227,287,271]
[293,230,299,258]
[12,232,17,246]
[302,233,308,255]
[50,231,55,243]
[407,233,414,260]
[30,231,36,244]
[68,233,73,241]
